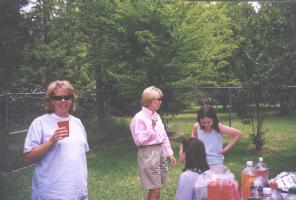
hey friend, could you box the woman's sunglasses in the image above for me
[50,94,73,101]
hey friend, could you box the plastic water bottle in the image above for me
[253,173,269,197]
[248,180,263,200]
[269,182,284,200]
[255,157,269,180]
[241,161,257,200]
[262,187,272,200]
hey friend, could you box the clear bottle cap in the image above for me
[263,187,271,194]
[247,161,254,166]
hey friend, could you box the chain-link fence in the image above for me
[197,86,296,115]
[0,93,99,172]
[1,86,295,173]
[0,91,134,173]
[0,93,44,172]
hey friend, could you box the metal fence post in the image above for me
[4,94,9,172]
[105,91,111,136]
[228,88,232,127]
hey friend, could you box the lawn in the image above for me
[1,112,296,200]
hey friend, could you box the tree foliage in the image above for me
[224,2,296,150]
[3,0,296,149]
[0,0,29,94]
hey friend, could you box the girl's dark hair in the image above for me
[182,137,209,173]
[197,105,220,133]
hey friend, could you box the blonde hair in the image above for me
[45,80,76,113]
[141,86,163,107]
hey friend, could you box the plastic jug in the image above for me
[221,180,240,200]
[241,161,257,200]
[253,173,269,197]
[248,180,263,200]
[255,157,269,180]
[208,181,222,200]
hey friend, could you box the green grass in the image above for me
[170,112,296,178]
[1,112,296,199]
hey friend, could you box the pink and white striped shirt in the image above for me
[130,106,174,157]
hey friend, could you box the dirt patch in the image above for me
[168,132,184,140]
[269,135,288,142]
[246,143,287,154]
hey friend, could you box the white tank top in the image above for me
[197,125,224,166]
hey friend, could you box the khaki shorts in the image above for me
[137,144,168,189]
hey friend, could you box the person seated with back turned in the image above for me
[176,137,213,200]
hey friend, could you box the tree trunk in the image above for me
[0,0,21,94]
[95,65,105,123]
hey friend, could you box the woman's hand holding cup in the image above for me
[50,127,68,144]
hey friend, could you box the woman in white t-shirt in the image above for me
[23,80,89,200]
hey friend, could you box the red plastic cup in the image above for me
[57,120,69,137]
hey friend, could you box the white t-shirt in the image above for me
[176,170,214,200]
[24,113,89,200]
